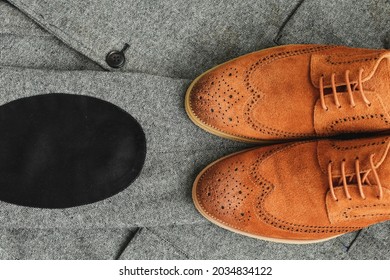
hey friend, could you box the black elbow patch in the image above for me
[0,93,146,208]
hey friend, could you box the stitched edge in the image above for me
[315,91,390,136]
[342,203,390,220]
[316,137,389,175]
[329,114,390,131]
[325,54,381,65]
[145,228,190,259]
[330,138,389,151]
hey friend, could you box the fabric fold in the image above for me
[118,228,189,260]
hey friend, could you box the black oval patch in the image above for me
[0,94,146,208]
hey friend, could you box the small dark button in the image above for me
[106,43,130,68]
[106,50,125,68]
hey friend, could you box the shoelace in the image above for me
[319,68,371,111]
[327,142,390,201]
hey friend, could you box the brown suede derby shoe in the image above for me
[193,135,390,243]
[185,44,390,142]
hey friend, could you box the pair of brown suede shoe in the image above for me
[185,44,390,244]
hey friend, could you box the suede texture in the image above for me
[194,135,390,242]
[6,0,300,78]
[187,45,390,141]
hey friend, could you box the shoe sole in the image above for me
[192,149,343,244]
[185,44,308,144]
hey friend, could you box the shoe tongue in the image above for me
[316,136,390,177]
[310,48,389,89]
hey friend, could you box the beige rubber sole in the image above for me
[192,149,343,244]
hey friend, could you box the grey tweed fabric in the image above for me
[0,0,390,259]
[119,223,356,260]
[0,228,137,260]
[277,0,390,49]
[6,0,301,78]
[348,222,390,260]
[0,1,100,70]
